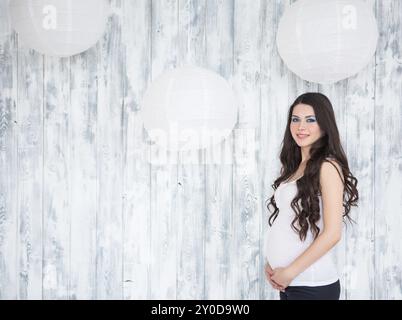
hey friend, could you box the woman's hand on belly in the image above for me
[270,267,296,289]
[265,263,285,292]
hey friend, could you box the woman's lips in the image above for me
[297,134,309,139]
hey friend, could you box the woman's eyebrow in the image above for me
[292,115,316,118]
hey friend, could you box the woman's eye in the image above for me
[291,117,316,123]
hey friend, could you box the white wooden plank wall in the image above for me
[0,0,401,299]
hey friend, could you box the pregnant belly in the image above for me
[265,222,339,285]
[265,226,313,268]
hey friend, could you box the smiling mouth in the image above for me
[297,134,309,139]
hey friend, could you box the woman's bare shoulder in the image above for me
[321,157,344,182]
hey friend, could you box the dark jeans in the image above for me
[279,279,340,300]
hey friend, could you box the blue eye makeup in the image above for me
[291,116,317,123]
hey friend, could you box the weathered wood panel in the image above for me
[69,47,98,299]
[232,0,264,299]
[0,0,17,299]
[16,48,44,299]
[95,0,124,299]
[204,0,235,299]
[148,0,179,299]
[120,0,152,300]
[374,0,402,300]
[176,0,207,299]
[42,56,70,299]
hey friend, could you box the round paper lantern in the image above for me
[276,0,378,84]
[139,66,238,151]
[9,0,110,57]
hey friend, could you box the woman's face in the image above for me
[290,103,324,147]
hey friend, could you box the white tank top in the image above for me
[264,177,339,286]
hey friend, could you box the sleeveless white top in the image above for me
[264,177,339,286]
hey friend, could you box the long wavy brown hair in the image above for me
[266,92,359,242]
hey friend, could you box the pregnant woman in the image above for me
[264,92,359,300]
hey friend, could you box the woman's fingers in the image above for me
[265,263,286,291]
[269,279,280,290]
[270,276,285,291]
[265,263,273,273]
[264,266,271,278]
[265,270,277,289]
[272,280,284,290]
[265,271,284,291]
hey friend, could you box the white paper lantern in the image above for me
[140,66,238,151]
[276,0,378,84]
[9,0,110,57]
